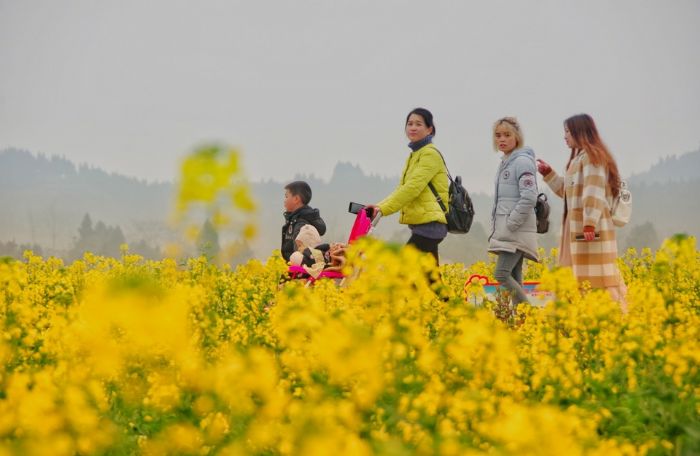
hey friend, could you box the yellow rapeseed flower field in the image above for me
[0,234,698,455]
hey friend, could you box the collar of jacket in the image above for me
[408,135,434,152]
[284,205,312,222]
[501,146,535,167]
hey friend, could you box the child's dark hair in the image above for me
[284,181,312,205]
[406,107,436,135]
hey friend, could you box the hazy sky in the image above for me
[2,0,699,193]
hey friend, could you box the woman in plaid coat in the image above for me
[537,114,627,307]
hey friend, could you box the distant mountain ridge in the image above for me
[1,147,699,261]
[0,148,174,251]
[628,148,700,185]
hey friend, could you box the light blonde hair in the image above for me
[492,117,524,151]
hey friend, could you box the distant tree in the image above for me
[69,213,127,260]
[19,242,43,257]
[131,220,178,247]
[78,213,94,241]
[0,240,18,257]
[227,240,254,266]
[129,239,162,260]
[623,222,660,252]
[197,219,220,261]
[104,225,126,258]
[0,240,43,259]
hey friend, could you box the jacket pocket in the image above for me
[495,201,513,215]
[494,214,516,242]
[506,213,520,232]
[509,209,537,233]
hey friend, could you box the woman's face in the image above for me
[494,124,517,154]
[405,114,433,143]
[564,127,576,148]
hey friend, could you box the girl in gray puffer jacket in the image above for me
[488,117,539,306]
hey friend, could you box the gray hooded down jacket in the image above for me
[488,147,539,262]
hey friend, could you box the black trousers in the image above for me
[407,233,443,264]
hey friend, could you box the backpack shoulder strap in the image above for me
[428,182,447,213]
[425,145,453,181]
[424,145,450,214]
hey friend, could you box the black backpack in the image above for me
[427,149,475,234]
[535,193,550,234]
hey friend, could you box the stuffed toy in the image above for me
[289,243,347,279]
[289,225,349,278]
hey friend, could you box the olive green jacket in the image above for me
[378,144,449,225]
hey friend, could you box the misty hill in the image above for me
[1,147,699,263]
[628,148,700,185]
[617,147,700,247]
[0,148,174,251]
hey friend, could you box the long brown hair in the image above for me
[565,114,621,197]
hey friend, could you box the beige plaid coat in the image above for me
[543,151,623,288]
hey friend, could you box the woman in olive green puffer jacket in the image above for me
[367,108,449,263]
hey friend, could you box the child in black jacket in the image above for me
[281,181,326,261]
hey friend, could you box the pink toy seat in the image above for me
[287,265,344,284]
[288,265,308,277]
[347,208,372,243]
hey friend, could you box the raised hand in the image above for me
[536,159,552,176]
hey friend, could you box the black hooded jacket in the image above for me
[281,205,327,261]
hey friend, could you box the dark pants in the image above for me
[407,233,443,264]
[494,251,529,305]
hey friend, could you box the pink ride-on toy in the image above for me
[287,202,380,285]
